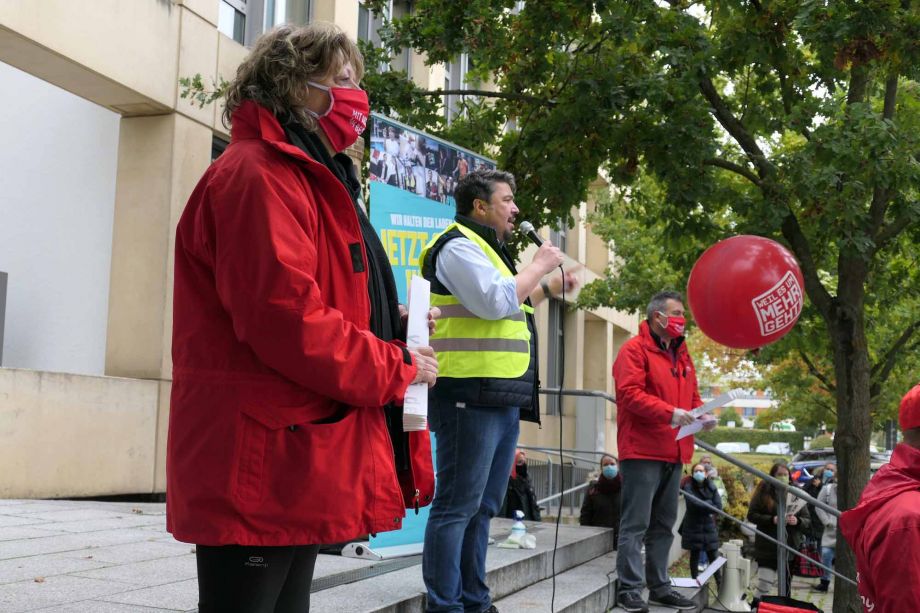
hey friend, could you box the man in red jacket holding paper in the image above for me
[613,291,716,613]
[840,383,920,613]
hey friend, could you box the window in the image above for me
[358,1,387,46]
[444,54,469,123]
[218,0,247,44]
[218,0,312,47]
[550,222,568,255]
[544,298,564,415]
[743,407,757,418]
[212,135,229,161]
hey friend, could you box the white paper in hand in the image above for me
[403,276,430,432]
[676,388,746,440]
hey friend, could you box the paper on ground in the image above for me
[403,276,430,432]
[671,556,726,587]
[676,388,746,440]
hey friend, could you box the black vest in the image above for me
[421,216,540,424]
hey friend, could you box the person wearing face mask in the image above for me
[812,463,837,592]
[679,464,723,583]
[746,461,811,600]
[612,291,716,612]
[501,450,542,521]
[167,23,441,612]
[840,383,920,613]
[579,454,623,546]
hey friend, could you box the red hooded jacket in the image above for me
[839,443,920,613]
[613,321,701,464]
[166,100,434,546]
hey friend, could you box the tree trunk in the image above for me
[829,299,872,613]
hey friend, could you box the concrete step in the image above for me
[309,518,614,613]
[493,552,710,613]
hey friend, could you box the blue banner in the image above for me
[367,115,494,549]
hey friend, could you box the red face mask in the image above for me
[658,312,686,337]
[307,82,369,152]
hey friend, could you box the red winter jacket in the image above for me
[166,100,434,546]
[613,321,701,464]
[839,443,920,613]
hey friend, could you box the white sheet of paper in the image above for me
[676,388,746,440]
[670,556,726,587]
[403,276,431,432]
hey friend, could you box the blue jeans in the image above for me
[821,546,835,582]
[422,399,520,613]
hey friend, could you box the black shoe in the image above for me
[617,592,649,613]
[482,607,499,613]
[649,590,696,610]
[812,581,829,592]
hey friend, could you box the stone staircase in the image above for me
[309,518,709,613]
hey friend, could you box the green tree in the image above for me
[719,406,741,427]
[360,4,920,609]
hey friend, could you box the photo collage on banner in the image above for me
[367,114,495,550]
[368,113,496,301]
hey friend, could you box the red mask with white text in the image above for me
[658,312,686,338]
[307,82,369,152]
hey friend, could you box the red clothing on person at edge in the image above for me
[613,320,701,464]
[839,443,920,613]
[167,100,433,547]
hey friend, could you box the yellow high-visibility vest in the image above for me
[419,223,532,379]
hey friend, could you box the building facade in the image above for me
[0,0,636,498]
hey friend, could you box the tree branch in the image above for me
[866,74,900,242]
[873,205,916,253]
[419,88,553,106]
[846,65,869,106]
[798,349,836,394]
[869,319,920,396]
[882,73,898,121]
[781,213,836,321]
[698,75,771,178]
[703,158,761,186]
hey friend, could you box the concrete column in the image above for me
[105,114,212,381]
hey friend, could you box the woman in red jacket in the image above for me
[167,23,438,612]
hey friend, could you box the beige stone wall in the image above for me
[0,368,160,498]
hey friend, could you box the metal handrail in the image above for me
[517,445,608,466]
[539,387,617,404]
[680,488,856,586]
[693,439,849,594]
[537,481,590,506]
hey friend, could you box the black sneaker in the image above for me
[811,581,829,592]
[649,589,696,610]
[482,607,499,613]
[617,592,649,613]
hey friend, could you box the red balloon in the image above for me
[687,235,805,349]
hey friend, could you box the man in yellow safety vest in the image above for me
[419,169,577,613]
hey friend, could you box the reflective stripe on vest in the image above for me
[420,223,532,379]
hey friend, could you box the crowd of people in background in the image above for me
[498,446,850,606]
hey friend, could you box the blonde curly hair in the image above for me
[222,22,364,130]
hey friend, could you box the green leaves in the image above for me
[178,74,229,109]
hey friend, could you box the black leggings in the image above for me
[196,544,321,613]
[689,548,721,581]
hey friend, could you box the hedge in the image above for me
[696,427,806,453]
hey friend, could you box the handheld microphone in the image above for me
[518,221,544,247]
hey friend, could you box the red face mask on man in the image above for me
[657,311,686,337]
[307,81,369,152]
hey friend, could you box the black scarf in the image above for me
[281,117,402,343]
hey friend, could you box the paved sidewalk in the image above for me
[0,499,197,612]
